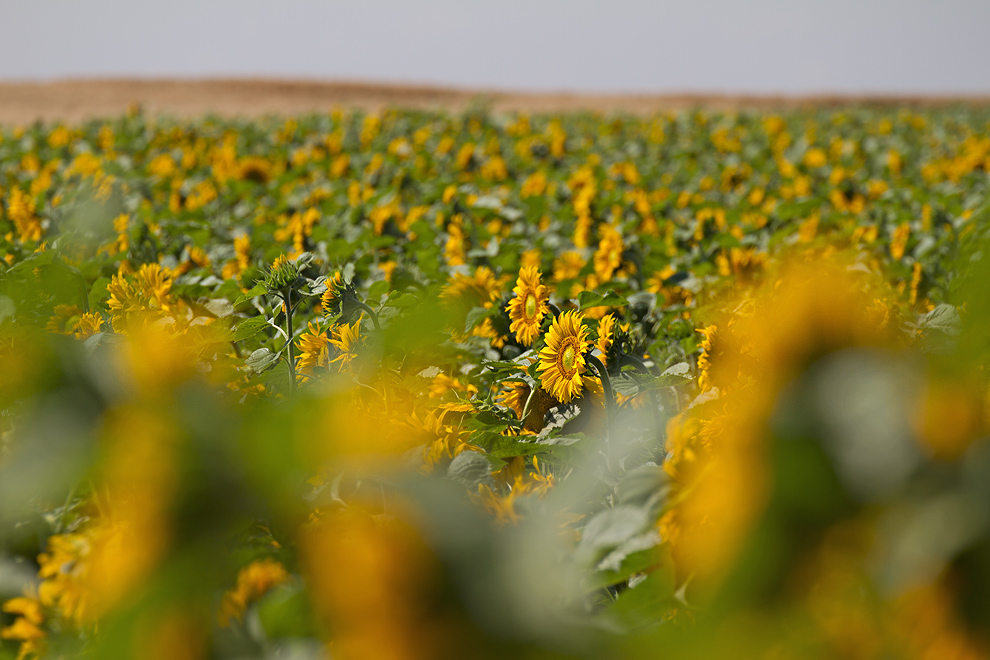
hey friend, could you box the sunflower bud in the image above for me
[262,254,301,293]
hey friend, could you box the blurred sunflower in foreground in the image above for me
[647,252,990,659]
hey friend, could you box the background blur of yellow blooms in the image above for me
[2,105,990,660]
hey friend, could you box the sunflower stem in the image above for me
[350,300,381,331]
[282,288,297,394]
[350,300,389,413]
[519,383,538,431]
[586,354,615,441]
[620,353,664,450]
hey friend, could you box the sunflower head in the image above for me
[506,266,550,346]
[593,224,625,282]
[441,266,503,310]
[537,310,591,403]
[330,316,362,371]
[441,266,507,337]
[595,313,615,363]
[296,322,331,376]
[497,381,530,420]
[236,156,273,184]
[321,271,346,316]
[697,324,718,392]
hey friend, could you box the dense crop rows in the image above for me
[2,104,990,659]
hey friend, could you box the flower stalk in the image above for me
[619,353,664,447]
[345,298,388,412]
[347,299,381,331]
[281,287,297,394]
[586,353,615,441]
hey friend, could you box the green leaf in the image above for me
[367,278,390,303]
[590,543,663,589]
[447,450,494,490]
[918,303,961,336]
[246,348,280,373]
[232,316,269,343]
[500,206,523,222]
[481,359,528,376]
[204,298,235,318]
[88,277,111,310]
[473,431,546,459]
[464,305,493,332]
[661,362,690,378]
[617,363,692,393]
[577,290,628,310]
[384,291,419,308]
[234,283,267,306]
[577,290,606,309]
[0,295,14,324]
[614,465,669,507]
[655,361,694,387]
[608,559,678,629]
[255,582,317,639]
[577,504,654,565]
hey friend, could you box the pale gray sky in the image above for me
[3,0,990,94]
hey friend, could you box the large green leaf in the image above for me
[578,290,629,311]
[232,316,269,343]
[245,347,280,373]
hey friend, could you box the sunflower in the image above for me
[497,381,530,419]
[321,271,345,316]
[593,224,625,282]
[46,304,84,335]
[441,266,503,310]
[444,217,467,266]
[73,312,103,340]
[296,322,330,376]
[222,234,252,280]
[235,156,273,184]
[8,186,42,243]
[133,263,174,309]
[0,594,45,660]
[218,559,289,627]
[440,266,507,339]
[330,316,362,371]
[595,313,615,363]
[506,266,549,346]
[696,325,717,392]
[537,310,591,403]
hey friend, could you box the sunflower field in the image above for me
[2,103,990,659]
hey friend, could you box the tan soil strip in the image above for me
[1,78,989,125]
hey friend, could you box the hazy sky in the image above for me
[4,0,990,94]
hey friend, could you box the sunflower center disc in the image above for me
[562,345,576,372]
[525,295,537,319]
